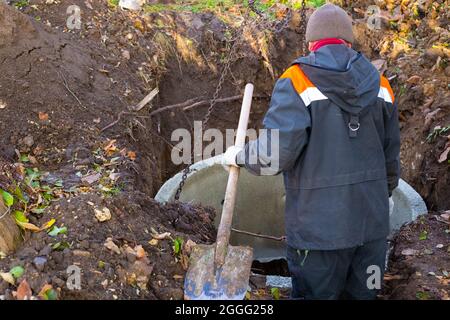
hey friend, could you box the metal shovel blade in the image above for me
[184,244,253,300]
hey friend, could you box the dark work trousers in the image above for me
[287,238,387,300]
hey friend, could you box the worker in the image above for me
[223,3,400,300]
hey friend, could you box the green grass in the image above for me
[426,125,450,143]
[306,0,325,8]
[108,0,119,7]
[14,0,29,9]
[144,0,324,14]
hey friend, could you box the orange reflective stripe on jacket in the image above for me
[280,65,328,107]
[280,65,314,94]
[380,76,395,103]
[281,64,395,106]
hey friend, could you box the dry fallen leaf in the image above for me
[38,284,53,299]
[406,75,421,85]
[148,239,158,246]
[152,232,171,240]
[16,221,41,232]
[0,272,15,285]
[95,207,111,222]
[438,146,450,163]
[38,112,49,121]
[127,151,137,161]
[16,279,32,300]
[183,239,197,255]
[103,139,118,155]
[440,211,450,221]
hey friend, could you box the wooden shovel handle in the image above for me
[215,83,254,267]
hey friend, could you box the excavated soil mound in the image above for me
[0,190,216,299]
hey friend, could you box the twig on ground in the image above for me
[0,206,10,221]
[102,94,269,132]
[130,87,159,111]
[149,94,269,117]
[58,71,85,109]
[100,111,149,132]
[148,97,202,117]
[182,95,244,111]
[231,228,286,242]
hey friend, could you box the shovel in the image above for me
[184,84,255,300]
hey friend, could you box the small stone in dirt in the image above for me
[22,135,34,148]
[51,277,65,288]
[129,260,153,290]
[134,245,146,259]
[51,252,64,265]
[126,251,136,263]
[104,237,121,254]
[81,172,101,185]
[250,274,267,290]
[95,207,111,222]
[33,256,47,272]
[73,250,91,257]
[18,248,37,259]
[423,249,434,255]
[401,248,419,256]
[436,244,444,249]
[121,50,130,60]
[39,245,52,257]
[63,248,72,258]
[80,240,90,250]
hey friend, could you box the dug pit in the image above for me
[156,155,428,288]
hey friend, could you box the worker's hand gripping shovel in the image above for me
[184,84,254,300]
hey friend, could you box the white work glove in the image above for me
[389,197,394,216]
[222,146,242,169]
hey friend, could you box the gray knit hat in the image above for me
[305,3,354,44]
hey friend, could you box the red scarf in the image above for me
[310,38,346,51]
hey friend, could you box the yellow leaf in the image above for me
[40,219,56,230]
[0,272,15,285]
[38,284,53,298]
[103,139,118,156]
[134,19,145,32]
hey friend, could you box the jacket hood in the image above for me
[294,44,380,114]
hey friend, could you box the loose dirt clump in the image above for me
[382,213,450,300]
